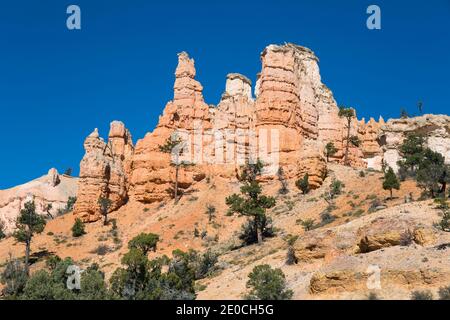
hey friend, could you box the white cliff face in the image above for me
[0,169,78,234]
[225,73,253,100]
[380,114,450,172]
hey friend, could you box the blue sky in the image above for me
[0,0,449,188]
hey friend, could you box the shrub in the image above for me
[91,245,111,256]
[359,170,366,178]
[57,196,77,216]
[0,220,5,240]
[299,218,316,231]
[400,229,414,246]
[286,247,298,265]
[79,263,108,300]
[411,290,433,300]
[325,142,337,162]
[438,285,450,300]
[205,204,216,223]
[0,258,28,297]
[245,264,293,300]
[367,292,380,300]
[319,211,336,226]
[295,174,310,194]
[71,218,86,237]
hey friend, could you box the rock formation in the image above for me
[74,122,133,222]
[0,169,77,233]
[74,43,450,223]
[380,114,450,172]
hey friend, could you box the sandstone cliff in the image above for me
[74,121,133,222]
[73,44,450,223]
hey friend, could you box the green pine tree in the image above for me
[338,107,356,166]
[383,167,400,199]
[13,201,46,275]
[226,160,276,244]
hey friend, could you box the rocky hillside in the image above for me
[1,163,449,299]
[0,169,77,234]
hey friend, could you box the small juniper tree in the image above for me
[325,142,337,162]
[128,233,160,255]
[64,168,73,176]
[72,218,86,237]
[13,201,46,275]
[295,173,310,195]
[205,204,216,223]
[383,167,400,199]
[245,264,293,300]
[226,160,276,245]
[98,197,112,226]
[159,134,192,204]
[338,106,356,166]
[417,101,423,114]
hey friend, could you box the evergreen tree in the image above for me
[205,204,216,223]
[245,264,293,300]
[98,197,112,226]
[226,160,276,244]
[13,201,46,275]
[159,134,192,204]
[383,167,400,199]
[397,133,425,176]
[128,233,160,255]
[416,148,448,198]
[338,107,356,165]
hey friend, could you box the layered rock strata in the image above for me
[74,122,133,222]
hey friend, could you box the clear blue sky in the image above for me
[0,0,449,189]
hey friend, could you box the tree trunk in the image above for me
[390,189,393,199]
[255,216,263,244]
[174,164,179,204]
[25,239,30,276]
[326,154,329,162]
[344,118,351,166]
[103,213,108,226]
